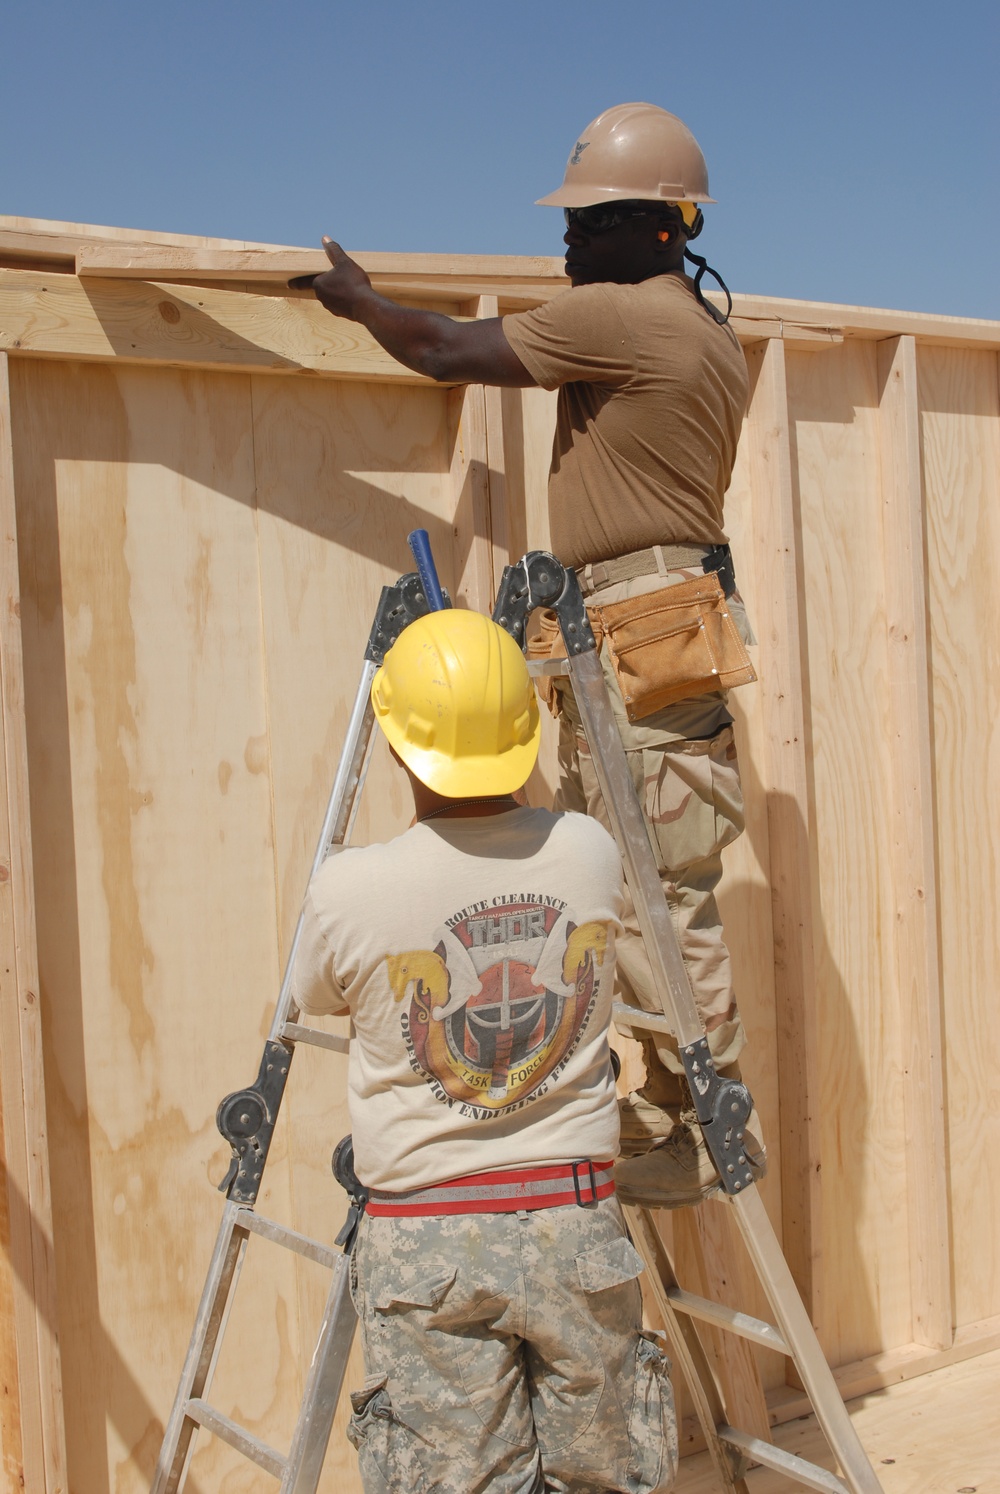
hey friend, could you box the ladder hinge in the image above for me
[216,1040,293,1204]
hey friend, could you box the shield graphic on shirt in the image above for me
[391,899,608,1115]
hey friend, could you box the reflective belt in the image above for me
[366,1159,616,1217]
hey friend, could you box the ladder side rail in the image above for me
[150,1204,250,1494]
[268,662,377,1041]
[624,1206,750,1494]
[570,616,884,1493]
[729,1191,884,1494]
[280,1253,358,1494]
[566,648,707,1050]
[154,571,443,1491]
[153,666,375,1491]
[493,554,885,1493]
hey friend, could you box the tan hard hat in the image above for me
[537,102,715,208]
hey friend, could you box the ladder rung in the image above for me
[282,1021,351,1054]
[236,1208,339,1269]
[612,1000,674,1034]
[667,1286,789,1353]
[185,1398,286,1479]
[720,1427,849,1494]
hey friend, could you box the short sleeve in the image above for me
[503,286,636,391]
[292,883,350,1017]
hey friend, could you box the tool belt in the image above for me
[527,543,756,722]
[366,1159,615,1217]
[578,541,737,599]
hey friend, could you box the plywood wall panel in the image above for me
[9,359,307,1493]
[918,347,1000,1332]
[0,247,996,1492]
[786,343,911,1364]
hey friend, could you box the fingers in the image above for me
[322,236,344,266]
[288,274,319,290]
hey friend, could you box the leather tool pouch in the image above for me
[526,608,604,718]
[592,574,756,722]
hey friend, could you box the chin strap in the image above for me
[684,248,733,326]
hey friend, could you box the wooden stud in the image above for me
[474,296,510,592]
[74,242,566,284]
[447,305,494,613]
[876,336,953,1352]
[917,347,1000,1336]
[743,338,824,1323]
[0,353,67,1494]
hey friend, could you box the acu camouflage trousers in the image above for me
[555,568,753,1077]
[348,1196,677,1493]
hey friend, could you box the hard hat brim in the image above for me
[536,184,716,208]
[384,730,541,800]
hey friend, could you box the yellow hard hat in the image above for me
[371,610,541,798]
[537,102,715,208]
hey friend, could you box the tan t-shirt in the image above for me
[503,274,748,567]
[292,807,624,1191]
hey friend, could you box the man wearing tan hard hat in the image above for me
[298,102,765,1209]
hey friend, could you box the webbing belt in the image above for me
[577,542,736,597]
[366,1159,616,1217]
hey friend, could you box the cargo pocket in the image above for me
[371,1265,458,1315]
[576,1234,646,1294]
[347,1375,432,1492]
[625,1331,678,1494]
[642,725,744,876]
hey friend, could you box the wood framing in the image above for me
[0,353,66,1494]
[0,218,998,1494]
[876,336,952,1351]
[743,338,823,1321]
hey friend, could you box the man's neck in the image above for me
[412,789,520,823]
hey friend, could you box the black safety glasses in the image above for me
[563,202,662,234]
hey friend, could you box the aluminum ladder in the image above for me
[152,541,884,1494]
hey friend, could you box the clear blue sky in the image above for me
[4,0,998,319]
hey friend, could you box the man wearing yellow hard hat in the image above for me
[292,608,676,1493]
[299,103,764,1208]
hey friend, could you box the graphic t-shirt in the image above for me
[503,273,749,567]
[292,807,624,1191]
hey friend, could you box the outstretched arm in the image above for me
[292,237,536,388]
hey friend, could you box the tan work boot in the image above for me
[616,1045,766,1208]
[617,1037,693,1159]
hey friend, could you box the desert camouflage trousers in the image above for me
[553,568,752,1076]
[347,1196,677,1493]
